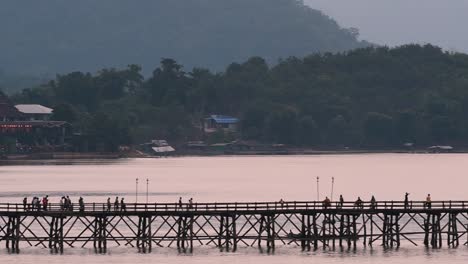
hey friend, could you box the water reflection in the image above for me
[1,155,468,263]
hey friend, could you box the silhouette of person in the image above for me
[426,194,432,209]
[107,197,111,212]
[60,196,65,211]
[36,196,41,211]
[114,197,119,211]
[42,195,49,211]
[404,192,410,209]
[338,195,344,209]
[66,196,72,211]
[322,196,331,209]
[370,195,376,209]
[355,197,363,209]
[23,197,27,211]
[279,198,284,208]
[120,198,126,212]
[79,197,85,212]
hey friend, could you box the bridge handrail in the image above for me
[0,200,466,213]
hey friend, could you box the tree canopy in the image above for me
[12,45,468,150]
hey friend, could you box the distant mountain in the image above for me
[0,70,49,94]
[0,0,368,76]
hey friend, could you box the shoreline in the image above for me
[0,149,462,165]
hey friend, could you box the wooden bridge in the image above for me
[1,200,468,254]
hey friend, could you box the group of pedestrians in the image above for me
[178,197,195,210]
[106,197,127,212]
[22,195,78,212]
[19,193,435,212]
[324,193,433,210]
[60,196,74,211]
[21,196,126,212]
[23,196,49,211]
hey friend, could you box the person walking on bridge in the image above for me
[120,198,126,212]
[23,197,27,211]
[404,192,410,209]
[36,197,41,211]
[42,195,49,211]
[79,197,85,212]
[60,196,65,211]
[322,197,331,209]
[189,198,194,210]
[354,197,363,209]
[338,195,344,209]
[114,197,119,211]
[63,196,69,211]
[425,194,432,209]
[107,197,111,212]
[32,197,40,211]
[178,197,183,210]
[66,196,72,211]
[370,195,377,210]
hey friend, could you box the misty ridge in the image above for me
[0,0,368,92]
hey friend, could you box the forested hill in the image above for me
[12,45,468,150]
[0,0,367,77]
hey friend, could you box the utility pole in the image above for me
[316,176,320,201]
[136,178,139,204]
[331,177,335,201]
[146,178,149,204]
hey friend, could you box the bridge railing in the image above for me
[0,200,467,213]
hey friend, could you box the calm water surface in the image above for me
[0,154,467,263]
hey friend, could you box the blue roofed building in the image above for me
[204,115,239,133]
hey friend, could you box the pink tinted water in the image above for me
[0,154,467,263]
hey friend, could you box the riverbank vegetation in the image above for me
[11,45,468,150]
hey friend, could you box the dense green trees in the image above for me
[11,45,468,149]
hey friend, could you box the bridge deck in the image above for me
[0,201,467,254]
[1,200,467,215]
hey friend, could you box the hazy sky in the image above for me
[305,0,468,53]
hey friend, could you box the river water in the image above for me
[0,154,467,263]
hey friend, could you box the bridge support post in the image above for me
[176,215,193,252]
[300,214,312,251]
[382,213,400,248]
[218,214,236,251]
[368,214,374,247]
[93,216,107,253]
[361,214,367,247]
[232,215,237,252]
[338,214,344,248]
[48,216,64,253]
[352,214,358,249]
[311,214,318,250]
[5,215,20,253]
[338,214,358,250]
[300,214,305,250]
[424,213,442,248]
[448,213,459,248]
[321,213,337,250]
[258,214,276,252]
[137,215,152,253]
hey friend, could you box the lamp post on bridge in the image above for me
[316,176,320,201]
[136,178,139,204]
[331,177,335,201]
[146,178,149,204]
